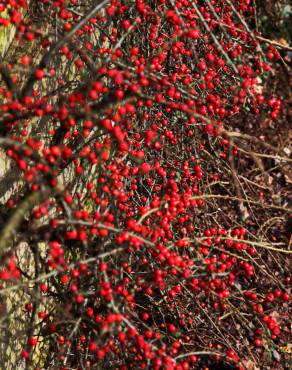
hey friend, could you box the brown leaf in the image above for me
[259,117,273,129]
[242,359,261,370]
[275,38,289,48]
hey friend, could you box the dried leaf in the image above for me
[279,343,292,354]
[242,359,261,370]
[275,38,289,48]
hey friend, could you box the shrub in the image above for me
[0,1,290,369]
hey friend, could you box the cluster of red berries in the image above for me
[0,0,290,369]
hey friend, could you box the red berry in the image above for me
[198,61,207,72]
[254,338,262,347]
[282,292,290,302]
[35,69,45,79]
[140,162,151,174]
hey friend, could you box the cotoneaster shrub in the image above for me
[0,0,290,369]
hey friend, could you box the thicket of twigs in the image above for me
[0,1,291,369]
